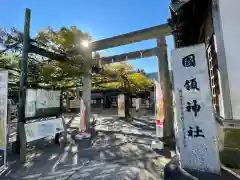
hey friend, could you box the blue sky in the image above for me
[1,0,173,73]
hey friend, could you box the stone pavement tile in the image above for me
[2,113,169,180]
[1,145,168,180]
[2,139,168,179]
[67,161,162,180]
[94,117,156,139]
[91,133,169,179]
[1,143,92,180]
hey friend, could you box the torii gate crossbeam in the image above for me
[101,48,157,64]
[92,23,171,51]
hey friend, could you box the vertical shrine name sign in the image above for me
[171,44,220,174]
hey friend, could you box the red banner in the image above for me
[80,99,86,132]
[155,81,164,128]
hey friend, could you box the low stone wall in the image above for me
[220,128,240,168]
[216,121,225,152]
[216,120,240,168]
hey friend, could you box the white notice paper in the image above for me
[25,89,37,118]
[36,89,60,109]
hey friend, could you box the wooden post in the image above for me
[19,122,26,163]
[17,8,31,163]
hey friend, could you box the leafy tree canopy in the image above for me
[0,26,91,88]
[0,26,153,92]
[93,62,153,93]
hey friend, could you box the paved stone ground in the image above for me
[2,109,238,179]
[0,113,172,180]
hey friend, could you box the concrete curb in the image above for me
[164,156,240,180]
[221,165,240,179]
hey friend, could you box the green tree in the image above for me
[0,53,20,87]
[94,62,153,117]
[1,27,153,94]
[35,26,91,88]
[0,26,92,88]
[94,62,153,93]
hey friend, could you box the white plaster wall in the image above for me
[218,0,240,119]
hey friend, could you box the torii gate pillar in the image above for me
[82,49,92,130]
[156,36,174,140]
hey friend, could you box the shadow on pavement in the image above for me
[96,129,155,139]
[120,117,156,131]
[1,129,171,180]
[130,117,156,126]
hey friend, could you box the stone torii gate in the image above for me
[82,23,174,138]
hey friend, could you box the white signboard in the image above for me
[70,99,81,109]
[118,94,125,117]
[24,118,64,142]
[146,99,150,108]
[132,98,136,107]
[0,71,8,167]
[136,98,141,111]
[171,44,220,174]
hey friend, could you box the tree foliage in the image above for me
[0,26,153,92]
[0,26,91,88]
[34,26,92,87]
[93,62,153,93]
[36,26,89,51]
